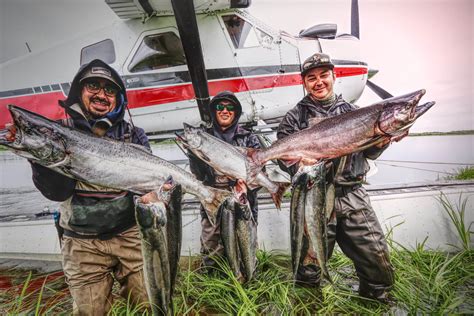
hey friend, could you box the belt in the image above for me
[335,184,362,198]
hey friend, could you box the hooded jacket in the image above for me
[277,94,388,185]
[188,91,261,220]
[31,59,150,239]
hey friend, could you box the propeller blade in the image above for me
[351,0,360,39]
[366,80,393,100]
[171,0,211,124]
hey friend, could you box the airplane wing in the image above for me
[106,0,251,19]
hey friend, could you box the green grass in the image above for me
[2,247,472,315]
[453,166,474,180]
[1,194,473,315]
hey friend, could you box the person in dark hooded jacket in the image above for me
[30,59,150,314]
[277,53,401,303]
[188,91,261,275]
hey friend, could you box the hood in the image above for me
[59,59,128,127]
[209,91,243,143]
[209,90,242,128]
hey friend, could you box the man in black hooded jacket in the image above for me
[30,59,150,315]
[188,91,261,275]
[277,53,398,303]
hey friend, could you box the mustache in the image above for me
[90,96,110,105]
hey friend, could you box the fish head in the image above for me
[134,196,167,229]
[0,105,68,165]
[182,122,203,149]
[377,89,425,134]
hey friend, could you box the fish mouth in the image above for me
[0,124,18,147]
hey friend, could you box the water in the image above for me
[1,135,472,216]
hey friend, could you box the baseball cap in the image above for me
[301,52,334,76]
[79,66,121,89]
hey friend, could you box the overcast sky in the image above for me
[1,0,472,132]
[251,0,473,132]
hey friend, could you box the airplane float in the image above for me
[0,0,392,136]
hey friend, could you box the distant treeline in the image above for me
[409,130,474,136]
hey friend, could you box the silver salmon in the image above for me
[0,105,231,225]
[302,163,332,283]
[290,172,307,280]
[135,182,182,315]
[247,90,435,174]
[134,196,171,315]
[180,123,288,210]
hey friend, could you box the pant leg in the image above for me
[334,187,395,300]
[200,206,225,268]
[109,226,149,307]
[61,236,115,316]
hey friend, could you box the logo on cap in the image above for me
[91,67,112,77]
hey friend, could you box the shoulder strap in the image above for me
[60,118,74,128]
[298,104,308,129]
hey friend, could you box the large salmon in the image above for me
[247,90,435,175]
[0,105,231,225]
[179,123,288,210]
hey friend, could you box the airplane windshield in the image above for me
[129,32,186,72]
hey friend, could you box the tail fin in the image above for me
[201,187,232,226]
[270,182,290,211]
[246,148,264,183]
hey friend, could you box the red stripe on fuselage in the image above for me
[0,92,67,126]
[0,67,367,127]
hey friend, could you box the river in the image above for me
[1,134,472,216]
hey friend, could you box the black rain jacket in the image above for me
[276,94,387,185]
[31,59,150,239]
[188,91,261,220]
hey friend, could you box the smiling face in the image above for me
[81,78,118,118]
[303,67,336,101]
[215,100,236,130]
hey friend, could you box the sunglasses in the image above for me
[216,103,235,111]
[84,81,119,97]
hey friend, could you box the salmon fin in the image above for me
[281,158,301,168]
[246,148,263,184]
[201,187,232,226]
[270,182,290,211]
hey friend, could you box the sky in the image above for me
[1,0,473,132]
[250,0,473,132]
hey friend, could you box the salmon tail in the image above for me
[246,148,264,183]
[270,182,290,211]
[202,188,232,226]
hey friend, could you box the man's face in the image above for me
[81,78,118,118]
[215,100,236,130]
[303,67,335,101]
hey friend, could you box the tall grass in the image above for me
[438,193,472,251]
[1,194,473,314]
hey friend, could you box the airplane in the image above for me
[0,0,391,138]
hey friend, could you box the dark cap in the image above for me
[301,52,334,76]
[79,66,121,89]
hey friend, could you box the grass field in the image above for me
[0,195,472,315]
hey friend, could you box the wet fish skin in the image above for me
[134,198,171,315]
[302,163,332,283]
[235,202,257,282]
[181,123,288,210]
[220,204,242,280]
[290,173,307,280]
[165,184,182,299]
[0,105,230,225]
[248,90,434,171]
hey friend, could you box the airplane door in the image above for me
[218,12,300,123]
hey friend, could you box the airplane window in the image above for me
[81,39,116,66]
[129,32,186,73]
[223,15,260,49]
[255,28,273,48]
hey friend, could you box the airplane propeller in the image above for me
[351,0,393,100]
[171,0,212,124]
[366,80,393,100]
